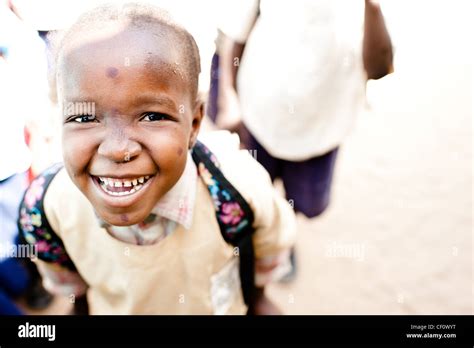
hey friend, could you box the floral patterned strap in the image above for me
[192,141,256,305]
[191,141,255,244]
[18,163,76,271]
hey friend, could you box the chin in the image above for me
[97,207,150,227]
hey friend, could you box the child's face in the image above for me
[58,27,202,226]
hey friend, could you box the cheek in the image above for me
[61,130,95,177]
[148,129,188,173]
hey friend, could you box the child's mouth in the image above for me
[92,175,153,196]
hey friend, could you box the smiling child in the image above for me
[18,3,295,315]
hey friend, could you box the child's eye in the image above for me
[141,112,170,122]
[72,115,97,123]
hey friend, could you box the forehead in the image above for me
[57,25,189,103]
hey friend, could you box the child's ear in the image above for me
[188,100,204,149]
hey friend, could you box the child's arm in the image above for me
[246,239,293,315]
[235,150,297,315]
[200,132,297,315]
[363,0,393,79]
[216,0,259,129]
[216,33,246,130]
[34,260,89,315]
[18,166,89,314]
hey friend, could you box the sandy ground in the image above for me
[22,1,472,315]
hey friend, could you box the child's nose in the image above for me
[97,132,142,163]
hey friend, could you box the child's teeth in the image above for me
[96,175,151,196]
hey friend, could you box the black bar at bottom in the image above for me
[0,315,472,346]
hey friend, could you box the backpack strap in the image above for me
[17,163,76,271]
[191,140,256,305]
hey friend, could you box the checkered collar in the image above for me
[147,151,197,230]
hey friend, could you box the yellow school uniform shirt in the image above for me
[39,131,296,314]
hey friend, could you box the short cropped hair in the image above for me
[52,2,201,102]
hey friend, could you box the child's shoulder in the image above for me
[198,130,274,206]
[198,130,269,177]
[45,166,89,206]
[19,164,94,270]
[22,164,95,234]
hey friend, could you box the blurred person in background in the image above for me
[0,3,53,313]
[214,0,393,280]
